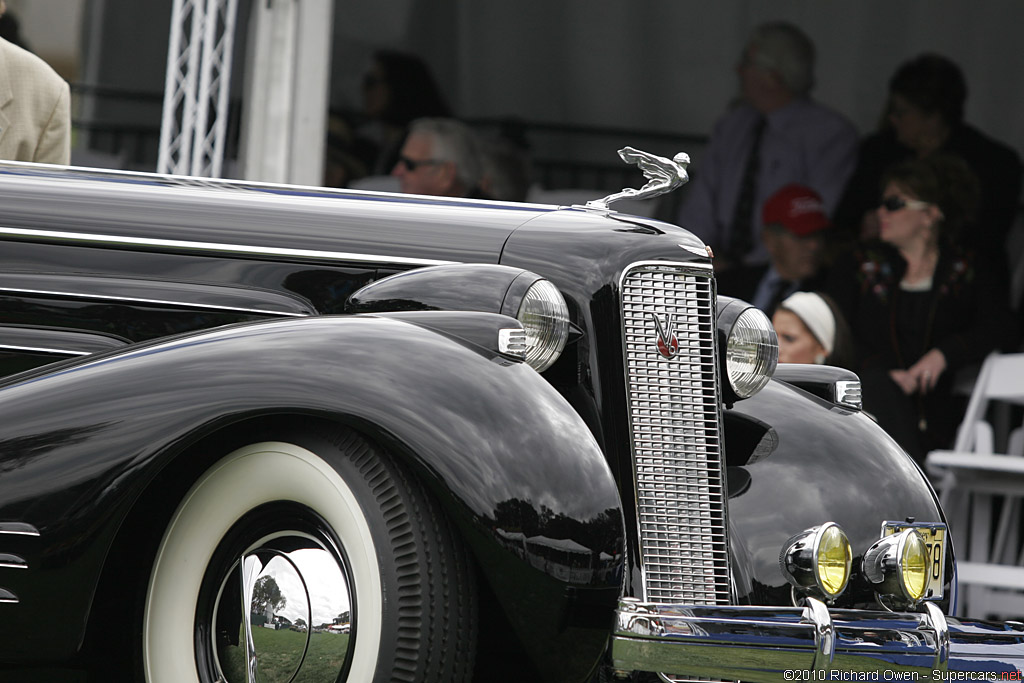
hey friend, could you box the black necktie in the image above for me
[727,116,766,263]
[768,278,792,317]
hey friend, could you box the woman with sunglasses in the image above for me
[826,153,1017,464]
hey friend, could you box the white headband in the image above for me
[779,292,835,355]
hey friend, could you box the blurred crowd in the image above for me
[683,24,1021,466]
[324,49,530,202]
[2,9,1020,465]
[323,24,1024,465]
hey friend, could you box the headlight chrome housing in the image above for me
[864,528,929,606]
[717,297,778,401]
[515,278,569,372]
[345,264,570,372]
[780,522,852,602]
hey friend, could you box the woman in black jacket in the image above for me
[827,153,1017,463]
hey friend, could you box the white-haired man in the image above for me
[677,22,857,271]
[391,117,485,198]
[0,0,70,164]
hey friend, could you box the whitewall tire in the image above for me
[142,426,476,682]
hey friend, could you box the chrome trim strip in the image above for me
[0,588,17,604]
[0,554,26,570]
[833,380,862,409]
[0,344,90,356]
[497,328,527,358]
[0,226,459,267]
[0,286,309,318]
[678,244,710,258]
[0,523,40,536]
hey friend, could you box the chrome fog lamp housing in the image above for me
[514,278,570,372]
[717,297,778,401]
[864,528,929,605]
[780,522,852,600]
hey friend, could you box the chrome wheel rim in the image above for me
[196,505,355,683]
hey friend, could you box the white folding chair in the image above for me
[925,352,1024,619]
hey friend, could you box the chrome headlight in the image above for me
[346,265,570,372]
[717,297,778,400]
[515,279,569,372]
[864,528,929,605]
[780,522,852,601]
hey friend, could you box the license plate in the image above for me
[882,521,946,600]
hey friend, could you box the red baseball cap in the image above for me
[762,184,830,236]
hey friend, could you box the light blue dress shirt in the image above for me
[677,98,858,266]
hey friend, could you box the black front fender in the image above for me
[0,315,623,679]
[723,378,949,610]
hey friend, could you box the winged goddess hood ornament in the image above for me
[586,146,690,210]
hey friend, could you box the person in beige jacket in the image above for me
[0,1,70,164]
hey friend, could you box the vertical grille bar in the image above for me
[620,263,731,605]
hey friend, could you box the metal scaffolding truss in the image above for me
[158,0,239,177]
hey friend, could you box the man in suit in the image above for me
[0,2,70,165]
[676,22,857,272]
[716,183,830,317]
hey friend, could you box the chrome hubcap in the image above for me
[211,534,352,683]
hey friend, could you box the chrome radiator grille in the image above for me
[620,263,731,605]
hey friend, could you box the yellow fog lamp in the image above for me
[864,528,929,604]
[779,522,852,600]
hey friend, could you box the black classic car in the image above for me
[0,159,1021,682]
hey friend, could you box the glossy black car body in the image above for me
[0,162,1020,681]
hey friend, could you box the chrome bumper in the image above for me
[612,597,1024,681]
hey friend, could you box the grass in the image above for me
[218,628,350,682]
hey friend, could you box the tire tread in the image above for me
[319,426,477,683]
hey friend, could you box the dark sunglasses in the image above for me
[879,195,931,212]
[397,155,443,172]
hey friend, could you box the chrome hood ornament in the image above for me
[586,146,690,210]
